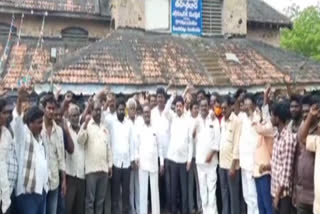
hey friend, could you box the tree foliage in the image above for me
[280,7,320,61]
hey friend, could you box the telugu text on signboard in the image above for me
[171,0,202,35]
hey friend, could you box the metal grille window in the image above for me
[202,0,222,36]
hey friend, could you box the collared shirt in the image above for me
[0,126,11,213]
[41,121,65,191]
[108,118,133,168]
[306,135,320,214]
[102,109,117,131]
[189,116,198,158]
[294,123,316,206]
[167,112,193,164]
[271,125,297,198]
[195,115,220,165]
[78,119,112,174]
[66,123,85,179]
[151,105,171,159]
[238,112,260,172]
[253,120,274,177]
[136,122,164,172]
[5,128,18,195]
[219,113,241,169]
[127,116,144,160]
[11,108,48,197]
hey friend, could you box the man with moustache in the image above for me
[79,101,112,214]
[109,98,134,214]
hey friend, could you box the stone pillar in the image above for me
[110,0,145,29]
[222,0,247,36]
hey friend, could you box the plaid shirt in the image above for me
[6,137,18,194]
[271,125,297,198]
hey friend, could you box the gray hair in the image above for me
[68,104,80,114]
[127,97,137,109]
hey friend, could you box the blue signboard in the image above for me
[171,0,202,35]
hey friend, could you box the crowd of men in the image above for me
[0,82,319,214]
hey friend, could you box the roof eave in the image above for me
[0,5,111,21]
[247,20,292,28]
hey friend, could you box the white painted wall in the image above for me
[145,0,170,31]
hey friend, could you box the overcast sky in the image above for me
[264,0,320,13]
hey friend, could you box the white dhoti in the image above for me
[197,164,218,214]
[139,169,160,214]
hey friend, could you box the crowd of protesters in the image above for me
[0,82,319,214]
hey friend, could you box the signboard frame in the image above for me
[171,0,203,36]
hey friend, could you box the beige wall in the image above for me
[222,0,247,36]
[0,14,110,38]
[247,27,281,47]
[110,0,145,29]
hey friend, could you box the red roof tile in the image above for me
[2,30,320,89]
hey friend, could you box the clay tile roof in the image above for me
[0,0,110,17]
[248,0,292,26]
[2,29,320,90]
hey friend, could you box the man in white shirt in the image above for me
[194,98,220,214]
[109,98,134,214]
[135,104,164,214]
[187,101,202,213]
[13,86,48,214]
[40,95,66,214]
[0,98,13,214]
[127,98,142,214]
[167,95,193,214]
[238,94,259,214]
[151,87,171,212]
[65,104,85,214]
[78,101,112,214]
[100,92,117,214]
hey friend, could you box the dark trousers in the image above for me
[160,159,171,212]
[169,160,189,214]
[47,188,59,214]
[296,203,313,214]
[187,158,201,212]
[57,179,65,214]
[255,175,273,214]
[86,172,108,214]
[273,196,297,214]
[219,168,241,214]
[15,190,46,214]
[0,192,17,214]
[111,166,131,214]
[65,175,86,214]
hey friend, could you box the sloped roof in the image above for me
[0,0,110,17]
[248,0,291,26]
[1,29,320,90]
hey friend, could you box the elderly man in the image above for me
[65,104,85,214]
[127,98,143,214]
[135,104,164,214]
[79,101,113,214]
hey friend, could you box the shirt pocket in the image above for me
[226,129,234,143]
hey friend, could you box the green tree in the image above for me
[280,7,320,61]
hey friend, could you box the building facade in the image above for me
[0,0,318,95]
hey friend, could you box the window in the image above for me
[0,22,17,37]
[61,27,89,41]
[202,0,222,36]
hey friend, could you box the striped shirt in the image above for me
[271,125,297,198]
